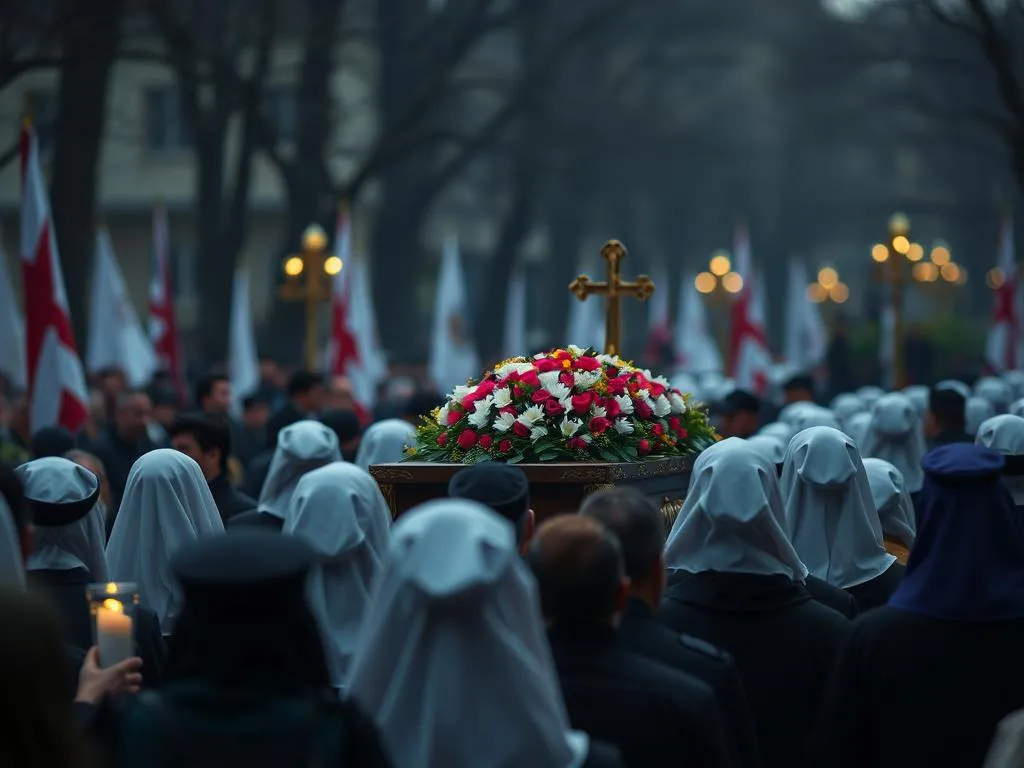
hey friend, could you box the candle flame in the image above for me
[102,599,124,613]
[105,582,118,594]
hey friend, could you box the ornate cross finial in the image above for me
[568,240,655,355]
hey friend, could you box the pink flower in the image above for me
[638,439,651,455]
[635,400,653,419]
[604,398,621,418]
[606,378,627,396]
[512,421,530,438]
[479,434,494,450]
[535,357,560,373]
[446,409,462,426]
[500,405,517,416]
[457,429,478,451]
[499,439,513,454]
[570,392,592,415]
[544,399,565,417]
[652,423,664,436]
[519,370,541,388]
[589,417,611,434]
[437,432,448,447]
[559,372,575,387]
[531,390,551,403]
[649,381,666,397]
[574,356,601,372]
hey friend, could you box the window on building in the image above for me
[24,89,58,155]
[262,84,298,145]
[143,86,190,151]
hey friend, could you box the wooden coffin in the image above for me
[369,456,694,528]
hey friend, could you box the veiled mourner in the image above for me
[815,444,1024,768]
[19,457,165,687]
[975,414,1024,512]
[660,438,850,768]
[860,393,925,494]
[862,458,916,564]
[354,419,417,471]
[781,426,904,611]
[967,396,997,438]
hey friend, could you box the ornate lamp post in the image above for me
[278,224,343,372]
[870,213,915,390]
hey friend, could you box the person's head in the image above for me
[98,367,127,399]
[258,358,286,389]
[168,412,232,482]
[527,515,629,628]
[259,422,341,519]
[713,389,761,439]
[0,587,88,768]
[287,371,326,414]
[29,427,75,459]
[195,375,232,416]
[448,463,534,552]
[926,386,967,440]
[326,375,356,412]
[318,410,362,462]
[149,388,179,429]
[241,394,271,430]
[580,488,665,608]
[402,390,445,427]
[782,374,815,405]
[65,449,111,509]
[114,390,152,442]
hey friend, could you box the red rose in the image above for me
[649,382,666,397]
[535,357,560,373]
[500,405,517,416]
[559,371,575,387]
[476,380,496,399]
[574,356,601,371]
[460,394,477,410]
[604,398,621,418]
[513,386,525,400]
[519,370,541,388]
[437,432,448,447]
[635,400,653,419]
[568,437,589,452]
[652,423,664,436]
[447,409,462,426]
[531,389,551,403]
[457,429,478,451]
[544,399,565,417]
[638,439,651,455]
[479,434,494,450]
[668,416,681,431]
[512,421,530,438]
[678,428,688,439]
[570,392,592,414]
[499,439,513,453]
[606,378,627,396]
[589,417,611,434]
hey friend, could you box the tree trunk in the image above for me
[49,0,123,346]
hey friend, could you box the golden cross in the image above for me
[569,240,655,356]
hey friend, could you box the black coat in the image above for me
[814,606,1024,768]
[621,597,762,768]
[241,449,274,500]
[805,576,859,618]
[660,571,850,768]
[208,473,257,526]
[843,562,904,613]
[227,510,284,533]
[91,428,153,531]
[548,623,732,768]
[27,567,166,688]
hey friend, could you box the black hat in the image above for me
[448,462,530,526]
[712,389,761,416]
[783,374,815,393]
[29,426,75,459]
[16,457,100,527]
[171,530,316,620]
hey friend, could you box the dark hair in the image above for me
[580,488,664,581]
[403,390,445,420]
[0,464,29,532]
[527,516,624,625]
[242,394,269,412]
[287,371,324,398]
[318,410,362,445]
[29,427,75,459]
[169,412,232,472]
[195,375,230,408]
[929,386,967,432]
[115,389,150,411]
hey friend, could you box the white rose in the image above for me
[668,392,687,414]
[613,418,634,435]
[560,417,582,437]
[653,394,672,418]
[494,412,517,433]
[436,405,449,425]
[493,387,512,408]
[516,405,545,426]
[615,394,635,415]
[468,397,494,429]
[530,425,549,442]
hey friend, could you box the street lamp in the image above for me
[695,250,745,297]
[869,213,916,389]
[278,222,342,372]
[807,265,850,305]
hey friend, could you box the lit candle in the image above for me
[96,598,133,667]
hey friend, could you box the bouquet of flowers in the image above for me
[409,345,717,464]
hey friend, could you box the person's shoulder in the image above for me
[616,646,717,704]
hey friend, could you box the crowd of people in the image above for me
[2,360,1024,766]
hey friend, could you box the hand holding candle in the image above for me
[96,598,133,667]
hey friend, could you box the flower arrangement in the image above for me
[409,345,717,464]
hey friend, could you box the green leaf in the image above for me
[507,453,525,465]
[600,449,619,462]
[537,450,562,462]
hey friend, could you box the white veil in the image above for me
[258,420,341,519]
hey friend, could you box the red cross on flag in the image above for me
[728,225,773,395]
[985,216,1022,373]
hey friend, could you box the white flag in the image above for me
[675,272,722,375]
[784,260,827,372]
[228,270,260,414]
[0,244,26,390]
[86,227,158,388]
[429,234,481,393]
[503,269,527,359]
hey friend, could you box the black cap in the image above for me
[712,389,761,416]
[783,374,815,393]
[29,427,75,459]
[16,457,100,527]
[171,531,315,621]
[448,462,530,527]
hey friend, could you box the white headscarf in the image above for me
[106,449,224,633]
[346,499,588,768]
[781,426,896,589]
[862,458,916,548]
[966,396,996,437]
[777,401,818,427]
[1004,371,1024,400]
[845,412,872,446]
[975,376,1013,413]
[902,385,929,416]
[830,394,864,429]
[1011,399,1024,418]
[790,406,842,433]
[859,392,925,493]
[745,434,786,466]
[283,462,391,690]
[856,386,885,408]
[18,457,108,580]
[759,422,793,442]
[976,414,1024,505]
[665,438,807,581]
[355,419,417,471]
[0,496,25,589]
[936,379,970,399]
[259,420,341,519]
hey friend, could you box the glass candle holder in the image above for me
[87,582,139,667]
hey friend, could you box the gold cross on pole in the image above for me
[569,240,655,356]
